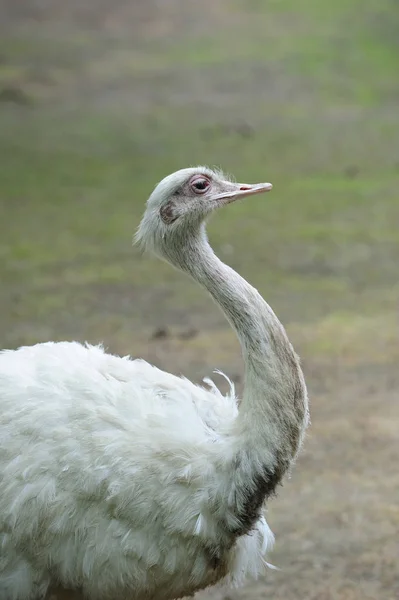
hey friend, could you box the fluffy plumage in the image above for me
[0,167,309,600]
[0,343,271,600]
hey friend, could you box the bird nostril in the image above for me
[239,185,252,191]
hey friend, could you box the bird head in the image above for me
[135,166,272,257]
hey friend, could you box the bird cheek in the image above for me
[160,201,179,224]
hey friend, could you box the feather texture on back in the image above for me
[0,342,274,600]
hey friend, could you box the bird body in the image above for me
[0,341,272,600]
[0,167,309,600]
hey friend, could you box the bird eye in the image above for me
[190,177,210,194]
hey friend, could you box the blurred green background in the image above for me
[0,1,398,599]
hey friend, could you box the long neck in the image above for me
[165,227,308,537]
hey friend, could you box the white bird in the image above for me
[0,166,309,600]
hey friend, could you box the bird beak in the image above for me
[212,181,273,205]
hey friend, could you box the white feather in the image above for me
[0,342,274,600]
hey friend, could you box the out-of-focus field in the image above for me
[0,1,398,598]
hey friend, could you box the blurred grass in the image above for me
[0,0,398,364]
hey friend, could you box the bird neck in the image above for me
[166,226,308,537]
[170,226,306,439]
